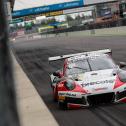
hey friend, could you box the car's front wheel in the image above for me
[53,86,58,102]
[58,101,68,110]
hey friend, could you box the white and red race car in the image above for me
[49,49,126,109]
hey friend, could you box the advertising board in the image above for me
[84,0,117,5]
[63,6,94,14]
[13,0,117,17]
[13,0,84,17]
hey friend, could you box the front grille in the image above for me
[116,90,126,100]
[87,93,115,105]
[66,97,86,105]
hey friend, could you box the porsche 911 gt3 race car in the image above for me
[48,49,126,109]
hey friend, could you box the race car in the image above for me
[48,49,126,109]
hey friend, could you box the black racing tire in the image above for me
[58,101,68,110]
[53,86,58,102]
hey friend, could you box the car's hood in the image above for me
[73,69,117,94]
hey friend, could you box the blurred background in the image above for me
[7,0,126,38]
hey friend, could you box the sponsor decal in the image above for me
[93,87,108,91]
[59,92,76,97]
[42,11,63,17]
[81,79,115,87]
[58,96,65,100]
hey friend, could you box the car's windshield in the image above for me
[66,55,116,75]
[66,60,90,75]
[88,55,116,71]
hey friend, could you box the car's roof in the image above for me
[67,53,108,64]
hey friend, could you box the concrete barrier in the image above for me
[12,26,126,42]
[12,54,58,126]
[68,26,126,37]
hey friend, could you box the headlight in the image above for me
[64,80,75,90]
[118,70,126,82]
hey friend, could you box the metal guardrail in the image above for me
[44,18,126,34]
[10,18,126,39]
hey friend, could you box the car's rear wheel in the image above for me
[58,101,68,110]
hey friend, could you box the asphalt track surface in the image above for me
[12,36,126,126]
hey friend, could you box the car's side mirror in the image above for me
[53,71,62,78]
[119,62,126,68]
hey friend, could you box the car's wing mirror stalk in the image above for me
[53,72,62,78]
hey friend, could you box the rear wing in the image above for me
[48,49,112,62]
